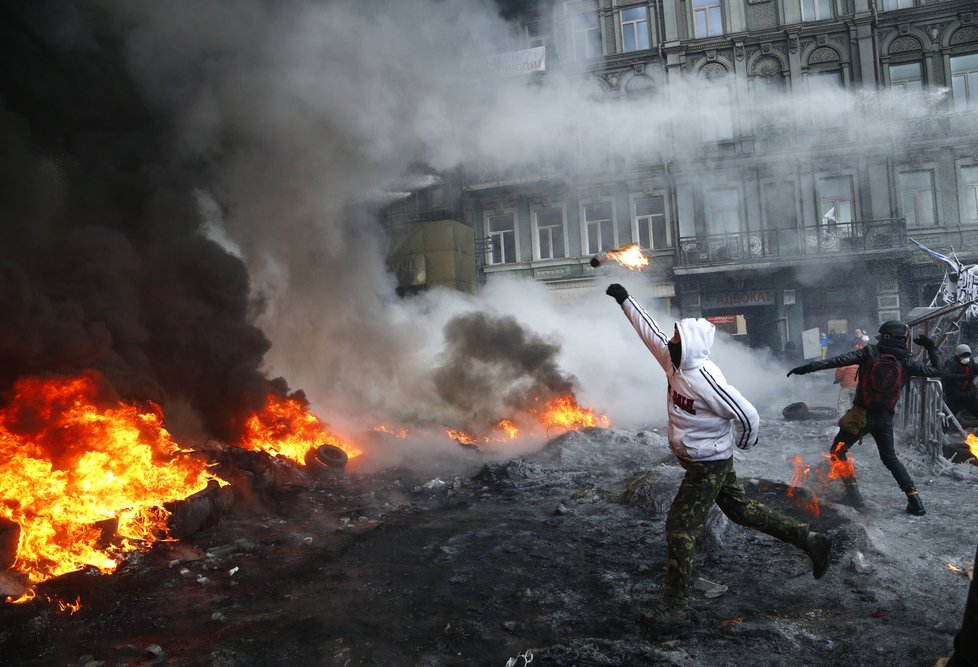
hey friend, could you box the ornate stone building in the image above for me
[387,0,978,354]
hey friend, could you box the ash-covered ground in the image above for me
[4,389,978,667]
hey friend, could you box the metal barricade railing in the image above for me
[897,377,947,463]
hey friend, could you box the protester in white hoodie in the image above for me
[606,283,833,628]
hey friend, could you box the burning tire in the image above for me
[305,444,348,475]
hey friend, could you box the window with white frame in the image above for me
[818,176,854,224]
[801,0,832,21]
[584,201,615,254]
[951,53,978,111]
[488,213,517,264]
[535,208,566,259]
[898,170,936,227]
[961,166,978,224]
[882,0,913,10]
[889,62,923,92]
[572,12,602,60]
[635,196,668,249]
[707,188,741,235]
[692,0,722,38]
[621,6,651,52]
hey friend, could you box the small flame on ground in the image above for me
[445,427,477,445]
[240,394,361,463]
[51,595,82,614]
[965,433,978,459]
[373,425,410,438]
[787,455,821,518]
[948,562,963,573]
[605,243,649,271]
[0,371,219,599]
[788,449,859,517]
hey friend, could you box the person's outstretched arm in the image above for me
[787,348,864,377]
[606,283,671,373]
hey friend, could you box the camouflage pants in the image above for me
[662,457,809,606]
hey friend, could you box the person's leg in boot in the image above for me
[829,430,865,508]
[715,467,833,579]
[642,459,725,629]
[869,414,925,515]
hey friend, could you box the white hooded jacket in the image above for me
[619,296,759,462]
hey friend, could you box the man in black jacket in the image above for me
[786,321,942,515]
[942,344,978,421]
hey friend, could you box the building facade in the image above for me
[386,0,978,356]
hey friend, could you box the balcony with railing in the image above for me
[676,217,907,270]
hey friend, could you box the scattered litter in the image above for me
[504,649,533,667]
[228,567,239,577]
[422,479,446,490]
[553,504,568,515]
[211,611,226,622]
[693,577,728,598]
[144,644,164,658]
[871,609,884,618]
[848,551,869,573]
[721,617,742,632]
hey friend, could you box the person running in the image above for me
[606,283,833,629]
[787,321,942,515]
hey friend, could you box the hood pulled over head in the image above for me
[674,318,715,370]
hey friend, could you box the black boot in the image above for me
[906,489,926,516]
[842,481,865,509]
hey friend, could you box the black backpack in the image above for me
[858,352,905,411]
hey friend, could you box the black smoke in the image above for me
[0,1,293,442]
[433,311,576,430]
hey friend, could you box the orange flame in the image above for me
[605,243,649,271]
[240,394,360,464]
[0,371,218,596]
[495,419,519,440]
[531,394,610,432]
[373,424,410,438]
[825,448,855,479]
[445,427,477,445]
[966,433,978,459]
[787,455,821,518]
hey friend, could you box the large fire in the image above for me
[0,371,218,599]
[240,394,361,463]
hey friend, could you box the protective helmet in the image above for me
[878,320,908,340]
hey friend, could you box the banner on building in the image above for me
[462,46,546,81]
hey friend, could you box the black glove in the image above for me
[913,334,936,349]
[787,364,813,377]
[606,283,629,305]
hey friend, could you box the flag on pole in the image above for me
[909,238,960,273]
